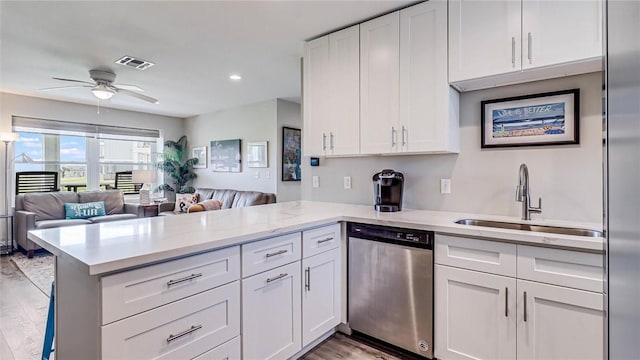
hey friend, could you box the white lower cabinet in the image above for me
[435,265,517,360]
[517,280,604,360]
[242,261,302,360]
[302,248,341,347]
[192,336,241,360]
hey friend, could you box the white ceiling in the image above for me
[0,1,414,118]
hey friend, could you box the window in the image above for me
[12,117,162,192]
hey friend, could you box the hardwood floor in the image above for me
[0,256,398,360]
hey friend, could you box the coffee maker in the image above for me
[372,169,404,212]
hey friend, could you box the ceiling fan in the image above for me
[41,69,158,104]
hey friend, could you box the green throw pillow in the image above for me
[64,201,106,219]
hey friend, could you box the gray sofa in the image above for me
[15,190,142,257]
[159,188,276,215]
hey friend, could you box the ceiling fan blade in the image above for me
[115,88,159,104]
[113,83,144,92]
[52,77,95,85]
[40,85,92,91]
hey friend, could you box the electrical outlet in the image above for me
[312,175,319,188]
[344,176,352,189]
[441,179,451,194]
[266,171,271,179]
[255,171,260,179]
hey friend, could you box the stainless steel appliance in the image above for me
[606,2,640,359]
[347,222,433,358]
[372,169,404,212]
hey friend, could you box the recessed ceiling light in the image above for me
[229,74,242,81]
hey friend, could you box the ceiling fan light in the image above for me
[92,84,114,100]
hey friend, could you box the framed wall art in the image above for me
[481,89,580,148]
[247,141,268,168]
[282,127,301,181]
[210,139,241,172]
[192,146,207,168]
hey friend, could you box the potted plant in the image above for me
[156,135,199,197]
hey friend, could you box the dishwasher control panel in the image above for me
[347,222,433,249]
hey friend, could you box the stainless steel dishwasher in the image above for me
[348,222,434,358]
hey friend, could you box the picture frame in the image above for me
[247,141,268,168]
[210,139,241,172]
[481,89,580,148]
[191,146,207,168]
[282,127,301,181]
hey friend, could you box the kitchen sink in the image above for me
[455,219,603,237]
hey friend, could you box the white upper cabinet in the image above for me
[303,36,330,157]
[521,0,603,70]
[449,0,603,91]
[360,12,400,155]
[449,0,522,82]
[400,0,459,153]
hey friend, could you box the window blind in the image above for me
[12,116,161,140]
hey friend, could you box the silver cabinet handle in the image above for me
[167,273,202,287]
[166,325,202,343]
[391,127,397,147]
[265,249,287,258]
[505,287,508,317]
[317,237,333,244]
[266,273,288,283]
[305,267,310,291]
[527,32,532,63]
[329,132,334,150]
[524,291,528,322]
[322,133,327,151]
[511,37,516,67]
[401,125,407,147]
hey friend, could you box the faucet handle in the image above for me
[530,197,543,213]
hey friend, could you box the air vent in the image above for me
[115,55,155,70]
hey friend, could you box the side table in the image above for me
[0,214,14,255]
[139,204,159,218]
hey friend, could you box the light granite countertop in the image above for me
[28,201,604,276]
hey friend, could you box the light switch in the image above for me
[344,176,352,189]
[312,176,319,188]
[441,179,451,194]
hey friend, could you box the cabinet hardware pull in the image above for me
[392,127,397,147]
[166,325,202,343]
[330,132,334,150]
[511,37,516,67]
[166,273,203,287]
[402,126,407,147]
[305,267,311,291]
[317,237,333,244]
[524,291,528,322]
[265,249,287,258]
[322,133,327,151]
[266,273,288,283]
[528,32,533,63]
[505,287,508,317]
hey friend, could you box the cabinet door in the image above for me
[435,265,516,360]
[517,280,604,360]
[303,36,329,157]
[400,1,453,153]
[360,12,400,154]
[329,25,360,156]
[449,0,521,82]
[302,248,341,347]
[522,0,602,70]
[242,262,301,360]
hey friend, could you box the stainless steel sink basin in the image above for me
[455,219,603,237]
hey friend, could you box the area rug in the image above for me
[10,252,54,297]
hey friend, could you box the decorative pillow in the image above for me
[64,201,106,219]
[174,193,199,213]
[187,204,205,213]
[199,199,223,211]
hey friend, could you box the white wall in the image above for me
[0,92,185,235]
[185,100,279,194]
[302,72,603,223]
[276,99,302,202]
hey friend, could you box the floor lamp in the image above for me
[1,132,20,216]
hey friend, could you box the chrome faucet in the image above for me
[515,163,542,220]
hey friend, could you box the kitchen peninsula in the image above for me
[29,201,604,359]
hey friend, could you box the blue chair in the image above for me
[42,281,54,360]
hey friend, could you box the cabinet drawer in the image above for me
[517,245,604,292]
[242,232,301,277]
[102,246,240,324]
[435,234,516,277]
[102,281,240,360]
[192,336,240,360]
[303,223,341,258]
